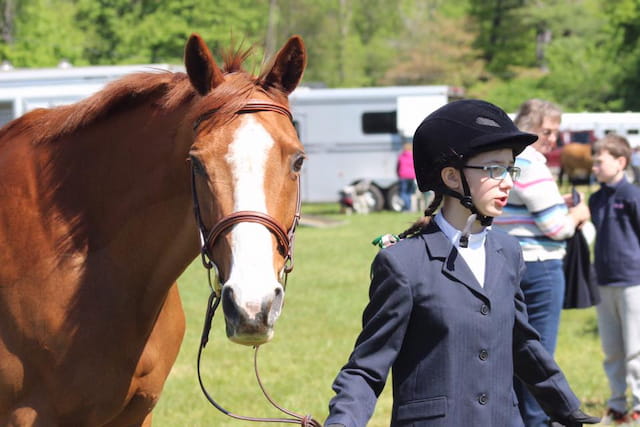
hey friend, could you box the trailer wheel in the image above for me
[365,184,385,212]
[386,182,404,212]
[351,180,385,213]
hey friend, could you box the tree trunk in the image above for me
[265,0,278,60]
[1,0,15,45]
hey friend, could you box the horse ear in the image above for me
[184,33,225,95]
[261,35,307,95]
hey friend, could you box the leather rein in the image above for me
[190,99,320,427]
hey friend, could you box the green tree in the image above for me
[272,0,405,87]
[382,1,484,87]
[1,0,87,67]
[467,0,536,75]
[0,0,637,112]
[75,0,270,66]
[469,0,621,112]
[602,0,640,110]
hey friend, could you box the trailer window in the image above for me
[570,130,592,143]
[362,111,397,134]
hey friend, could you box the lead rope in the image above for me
[253,346,322,427]
[193,171,319,426]
[196,266,321,426]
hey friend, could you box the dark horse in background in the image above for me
[0,33,306,426]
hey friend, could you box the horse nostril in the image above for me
[221,286,240,323]
[267,287,284,326]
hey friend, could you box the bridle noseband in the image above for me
[191,172,300,282]
[190,98,319,427]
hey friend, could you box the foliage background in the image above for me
[1,0,639,111]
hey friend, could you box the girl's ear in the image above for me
[441,166,461,191]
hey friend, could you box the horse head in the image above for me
[184,34,306,345]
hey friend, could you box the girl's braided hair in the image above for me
[398,192,443,239]
[396,154,452,240]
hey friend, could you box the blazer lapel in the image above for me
[420,221,487,297]
[482,231,507,296]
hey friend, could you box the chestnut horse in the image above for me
[0,33,306,426]
[560,142,593,184]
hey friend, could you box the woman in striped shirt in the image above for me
[493,99,591,427]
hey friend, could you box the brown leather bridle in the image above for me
[191,99,301,281]
[191,98,320,427]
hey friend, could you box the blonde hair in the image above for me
[514,99,562,132]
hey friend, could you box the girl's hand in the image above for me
[550,408,600,426]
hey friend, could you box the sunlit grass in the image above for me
[153,203,611,426]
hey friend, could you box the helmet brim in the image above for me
[468,130,538,158]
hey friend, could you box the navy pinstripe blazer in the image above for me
[325,222,580,427]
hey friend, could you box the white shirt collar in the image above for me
[434,213,487,250]
[434,213,488,287]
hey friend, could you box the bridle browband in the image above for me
[193,99,294,131]
[190,98,319,427]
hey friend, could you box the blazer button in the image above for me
[480,304,490,315]
[479,349,488,361]
[478,393,488,405]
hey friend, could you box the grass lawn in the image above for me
[153,201,613,426]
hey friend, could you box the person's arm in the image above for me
[512,253,597,424]
[325,250,413,427]
[626,192,640,239]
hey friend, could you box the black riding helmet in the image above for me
[414,99,537,191]
[413,99,537,229]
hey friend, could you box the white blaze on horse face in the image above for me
[224,115,283,321]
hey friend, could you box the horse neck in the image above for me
[48,102,199,301]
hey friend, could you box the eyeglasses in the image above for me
[464,164,521,181]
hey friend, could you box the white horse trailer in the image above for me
[289,85,464,207]
[560,112,640,147]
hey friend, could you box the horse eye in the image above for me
[291,154,305,173]
[190,155,207,176]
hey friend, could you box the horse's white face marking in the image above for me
[224,115,282,318]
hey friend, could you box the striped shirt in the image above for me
[493,146,575,261]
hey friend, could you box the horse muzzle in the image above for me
[221,282,284,345]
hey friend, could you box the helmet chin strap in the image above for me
[441,170,493,248]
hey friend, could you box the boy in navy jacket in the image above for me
[589,134,640,424]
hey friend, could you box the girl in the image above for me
[324,100,598,427]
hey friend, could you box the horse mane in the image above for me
[0,70,195,145]
[0,43,282,145]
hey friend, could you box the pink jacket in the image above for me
[397,150,416,179]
